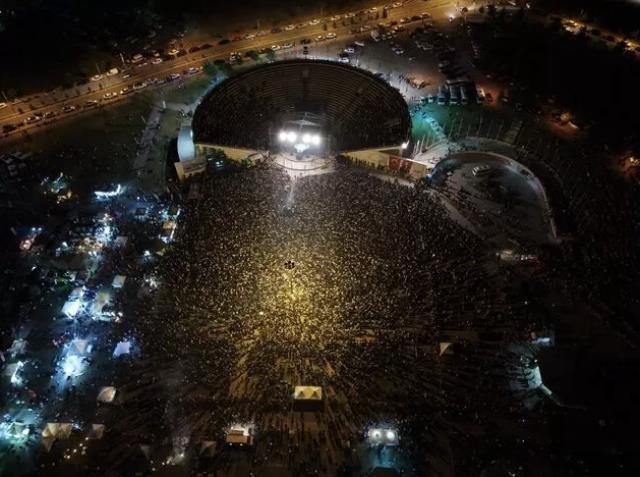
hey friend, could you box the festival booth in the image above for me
[62,287,84,318]
[113,340,132,358]
[97,386,117,404]
[293,385,324,412]
[8,338,27,357]
[112,275,127,289]
[41,422,73,452]
[87,424,106,440]
[225,423,255,446]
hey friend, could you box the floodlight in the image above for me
[287,131,297,142]
[278,131,288,142]
[386,430,396,440]
[312,135,321,146]
[302,133,311,143]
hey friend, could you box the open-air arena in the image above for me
[3,4,640,477]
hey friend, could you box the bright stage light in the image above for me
[287,131,297,143]
[312,135,321,146]
[302,133,311,143]
[386,430,396,440]
[278,131,288,142]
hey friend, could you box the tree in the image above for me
[247,50,260,62]
[323,22,328,31]
[383,9,388,19]
[265,48,276,62]
[203,62,218,77]
[218,63,233,77]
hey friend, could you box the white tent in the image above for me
[439,342,453,356]
[113,340,131,357]
[91,291,110,315]
[62,287,84,317]
[69,338,89,356]
[112,275,127,289]
[97,386,117,403]
[42,435,56,452]
[8,339,27,357]
[62,299,82,318]
[114,236,128,248]
[88,424,105,440]
[42,422,72,439]
[3,362,22,378]
[294,386,323,401]
[200,440,217,456]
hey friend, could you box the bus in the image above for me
[437,85,448,105]
[460,86,468,105]
[448,85,459,105]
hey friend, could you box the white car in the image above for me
[151,57,163,64]
[0,102,6,109]
[330,15,341,21]
[168,48,179,55]
[338,56,349,63]
[393,2,403,7]
[271,44,281,51]
[326,32,337,39]
[367,7,378,13]
[315,35,325,42]
[90,74,103,82]
[244,33,255,40]
[344,47,355,54]
[103,92,118,100]
[282,42,294,49]
[284,24,295,31]
[309,19,321,25]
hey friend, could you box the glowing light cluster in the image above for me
[278,130,322,146]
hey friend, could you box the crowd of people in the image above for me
[97,164,545,475]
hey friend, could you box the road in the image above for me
[0,0,463,141]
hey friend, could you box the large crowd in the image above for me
[96,164,544,475]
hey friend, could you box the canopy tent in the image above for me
[199,440,217,456]
[3,362,22,379]
[62,287,84,317]
[62,299,82,318]
[69,338,90,356]
[97,386,117,403]
[439,342,454,356]
[42,435,56,452]
[294,386,322,400]
[113,340,131,357]
[114,236,128,248]
[88,424,105,440]
[8,339,27,357]
[293,385,323,411]
[91,291,110,315]
[112,275,127,289]
[42,422,72,440]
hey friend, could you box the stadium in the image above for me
[120,60,563,476]
[192,59,411,153]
